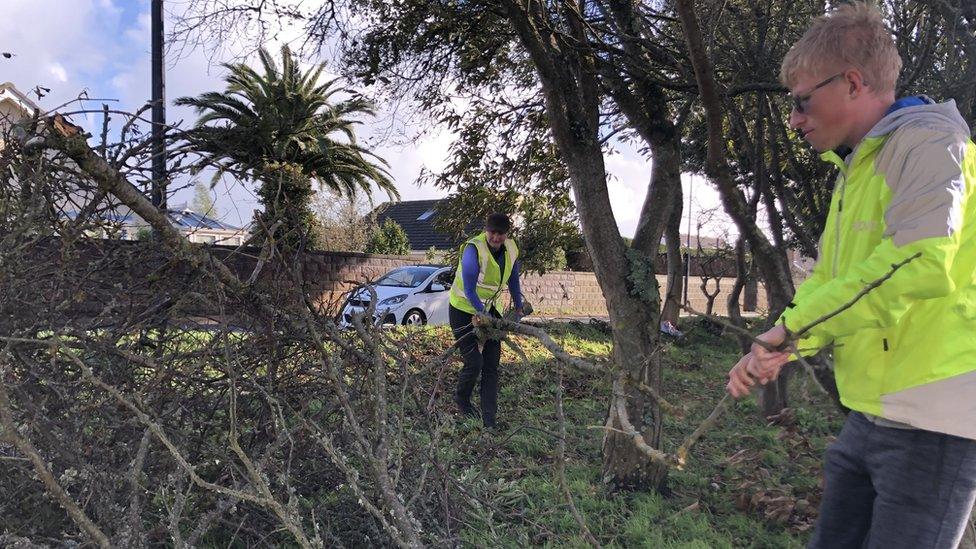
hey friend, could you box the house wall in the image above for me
[184,229,248,246]
[1,100,29,149]
[118,223,248,245]
[0,101,25,125]
[0,86,41,128]
[272,251,427,311]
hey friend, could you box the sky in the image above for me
[0,0,725,238]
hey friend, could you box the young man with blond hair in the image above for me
[726,2,976,547]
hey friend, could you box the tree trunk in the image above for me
[499,0,672,491]
[759,366,792,418]
[565,148,669,491]
[673,0,795,310]
[743,267,758,312]
[728,237,751,354]
[701,277,720,316]
[757,117,793,413]
[661,188,684,325]
[602,138,681,491]
[676,0,795,416]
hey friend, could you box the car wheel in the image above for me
[402,309,426,326]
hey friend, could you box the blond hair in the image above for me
[780,2,902,94]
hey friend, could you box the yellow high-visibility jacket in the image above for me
[781,98,976,439]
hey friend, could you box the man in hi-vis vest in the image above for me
[449,212,523,428]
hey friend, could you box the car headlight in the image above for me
[378,294,408,306]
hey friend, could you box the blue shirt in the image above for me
[886,95,930,115]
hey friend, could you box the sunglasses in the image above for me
[791,72,846,114]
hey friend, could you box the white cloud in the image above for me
[1,1,119,107]
[604,143,653,237]
[124,12,151,46]
[49,63,68,83]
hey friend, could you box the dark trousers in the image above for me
[810,412,976,549]
[449,304,501,427]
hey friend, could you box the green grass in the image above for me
[432,317,845,548]
[103,319,838,547]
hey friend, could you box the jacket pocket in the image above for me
[833,327,888,413]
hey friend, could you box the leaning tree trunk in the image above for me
[676,0,796,417]
[499,0,679,490]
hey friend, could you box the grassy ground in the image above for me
[419,317,846,548]
[0,318,844,546]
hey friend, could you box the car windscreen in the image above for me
[374,267,439,288]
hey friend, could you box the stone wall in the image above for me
[263,250,425,312]
[516,271,768,318]
[278,252,769,318]
[45,239,769,320]
[28,239,429,321]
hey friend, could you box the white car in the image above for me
[339,265,454,328]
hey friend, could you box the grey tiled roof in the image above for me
[62,208,241,231]
[370,199,479,251]
[167,210,240,231]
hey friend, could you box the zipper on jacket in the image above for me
[832,172,847,278]
[883,338,889,352]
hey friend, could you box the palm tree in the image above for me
[176,45,398,248]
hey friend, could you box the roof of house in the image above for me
[681,233,732,250]
[371,199,479,251]
[64,207,242,232]
[167,209,240,231]
[0,82,43,121]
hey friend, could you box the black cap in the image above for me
[485,212,512,233]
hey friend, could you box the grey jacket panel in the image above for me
[870,100,971,247]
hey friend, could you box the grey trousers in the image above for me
[809,412,976,549]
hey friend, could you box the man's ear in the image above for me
[845,68,867,97]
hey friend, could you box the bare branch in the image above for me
[478,314,680,415]
[788,253,922,340]
[0,353,112,548]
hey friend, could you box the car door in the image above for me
[423,268,453,325]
